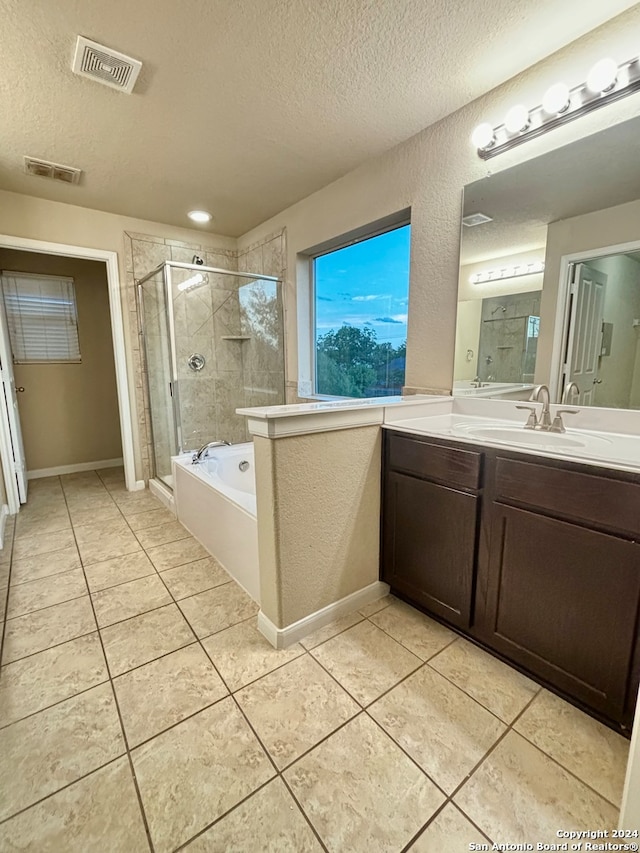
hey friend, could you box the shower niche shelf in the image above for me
[221,335,251,341]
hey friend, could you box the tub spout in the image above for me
[192,440,231,464]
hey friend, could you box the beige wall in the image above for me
[0,251,122,471]
[537,197,640,388]
[454,301,482,382]
[255,426,381,628]
[0,192,236,482]
[236,7,640,399]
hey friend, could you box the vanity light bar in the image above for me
[472,54,640,159]
[470,261,544,285]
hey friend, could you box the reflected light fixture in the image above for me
[472,53,640,159]
[177,272,208,291]
[470,261,544,285]
[187,209,212,223]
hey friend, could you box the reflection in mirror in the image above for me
[454,114,640,409]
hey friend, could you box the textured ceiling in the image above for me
[461,115,640,265]
[1,0,637,236]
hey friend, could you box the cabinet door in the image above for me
[483,504,640,719]
[382,471,479,629]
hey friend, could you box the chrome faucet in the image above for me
[562,382,580,404]
[516,384,552,430]
[530,384,552,429]
[192,440,231,464]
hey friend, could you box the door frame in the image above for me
[0,234,138,505]
[550,238,640,401]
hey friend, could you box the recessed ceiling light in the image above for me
[188,210,212,224]
[462,212,493,228]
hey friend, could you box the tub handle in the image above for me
[239,460,250,472]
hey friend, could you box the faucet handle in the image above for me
[550,409,579,433]
[516,405,538,429]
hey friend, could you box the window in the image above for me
[1,272,81,363]
[313,222,410,397]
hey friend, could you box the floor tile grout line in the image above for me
[446,687,544,809]
[5,587,90,623]
[506,710,624,810]
[123,520,333,851]
[0,753,130,830]
[0,673,111,732]
[1,624,99,668]
[6,481,624,844]
[308,635,425,712]
[59,480,158,853]
[0,514,18,667]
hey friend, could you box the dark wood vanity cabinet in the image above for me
[382,435,482,629]
[381,429,640,730]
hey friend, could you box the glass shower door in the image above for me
[138,274,177,487]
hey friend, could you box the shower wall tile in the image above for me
[132,241,172,280]
[125,229,287,482]
[262,236,284,278]
[124,235,134,273]
[238,246,262,274]
[205,251,238,271]
[166,239,202,250]
[127,232,165,245]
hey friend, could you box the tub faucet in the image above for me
[192,440,231,464]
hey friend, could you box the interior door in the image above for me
[564,263,607,406]
[0,287,28,503]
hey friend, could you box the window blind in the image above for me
[1,272,81,363]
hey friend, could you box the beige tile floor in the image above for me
[0,469,630,852]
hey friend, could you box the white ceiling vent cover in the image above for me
[24,156,82,184]
[72,36,142,94]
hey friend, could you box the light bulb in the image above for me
[542,82,570,115]
[471,123,495,149]
[504,105,530,134]
[178,273,206,292]
[187,210,212,223]
[586,58,618,93]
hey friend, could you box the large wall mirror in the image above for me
[454,114,640,409]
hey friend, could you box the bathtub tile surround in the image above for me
[0,470,629,849]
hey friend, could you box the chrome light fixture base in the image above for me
[475,55,640,160]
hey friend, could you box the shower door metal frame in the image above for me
[136,261,283,478]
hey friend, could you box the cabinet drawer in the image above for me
[495,457,640,538]
[387,433,482,491]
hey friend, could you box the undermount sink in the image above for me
[459,426,589,448]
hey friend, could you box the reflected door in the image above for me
[565,264,607,406]
[0,290,27,503]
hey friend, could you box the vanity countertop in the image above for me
[383,397,640,476]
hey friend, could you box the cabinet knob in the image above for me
[16,387,25,393]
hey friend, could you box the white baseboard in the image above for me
[0,504,8,549]
[27,458,124,479]
[133,479,146,492]
[258,580,390,650]
[149,478,176,513]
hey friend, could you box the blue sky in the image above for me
[315,224,410,346]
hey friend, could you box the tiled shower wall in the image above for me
[124,229,287,482]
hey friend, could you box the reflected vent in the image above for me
[72,36,142,94]
[24,156,82,185]
[462,212,493,227]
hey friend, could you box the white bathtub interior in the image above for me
[172,443,260,604]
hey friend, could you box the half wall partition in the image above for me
[137,261,285,487]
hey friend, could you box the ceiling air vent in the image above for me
[71,36,142,94]
[462,212,493,227]
[24,156,82,185]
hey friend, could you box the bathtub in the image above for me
[172,443,260,604]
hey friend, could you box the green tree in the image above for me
[317,324,406,397]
